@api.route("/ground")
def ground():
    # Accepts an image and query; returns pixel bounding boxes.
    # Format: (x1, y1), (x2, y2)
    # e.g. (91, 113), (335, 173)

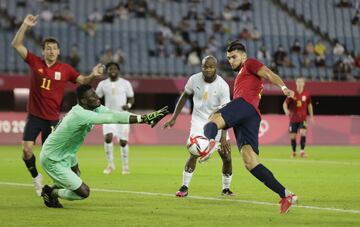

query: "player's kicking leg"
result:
(200, 113), (227, 163)
(176, 155), (197, 197)
(103, 133), (116, 174)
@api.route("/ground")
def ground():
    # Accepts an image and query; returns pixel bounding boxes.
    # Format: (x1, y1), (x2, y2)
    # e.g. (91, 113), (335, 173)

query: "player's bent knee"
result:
(208, 113), (225, 129)
(241, 148), (259, 170)
(104, 134), (113, 143)
(22, 146), (34, 159)
(120, 140), (127, 147)
(75, 184), (90, 199)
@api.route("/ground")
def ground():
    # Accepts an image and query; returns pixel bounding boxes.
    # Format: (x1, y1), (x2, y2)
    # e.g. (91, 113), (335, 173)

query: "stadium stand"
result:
(0, 0), (358, 80)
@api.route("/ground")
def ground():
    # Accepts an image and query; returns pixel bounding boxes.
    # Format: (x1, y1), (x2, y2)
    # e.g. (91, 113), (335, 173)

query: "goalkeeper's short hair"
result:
(76, 84), (93, 103)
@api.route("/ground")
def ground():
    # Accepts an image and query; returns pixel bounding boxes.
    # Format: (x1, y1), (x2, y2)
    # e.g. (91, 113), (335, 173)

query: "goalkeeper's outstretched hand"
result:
(141, 106), (169, 128)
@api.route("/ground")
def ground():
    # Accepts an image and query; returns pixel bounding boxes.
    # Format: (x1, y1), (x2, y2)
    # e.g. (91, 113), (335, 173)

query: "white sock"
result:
(183, 170), (193, 187)
(222, 174), (232, 190)
(285, 189), (294, 196)
(121, 145), (129, 171)
(104, 142), (114, 165)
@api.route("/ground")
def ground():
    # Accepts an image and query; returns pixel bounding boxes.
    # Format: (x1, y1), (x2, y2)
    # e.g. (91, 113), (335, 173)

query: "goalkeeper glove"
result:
(141, 106), (169, 128)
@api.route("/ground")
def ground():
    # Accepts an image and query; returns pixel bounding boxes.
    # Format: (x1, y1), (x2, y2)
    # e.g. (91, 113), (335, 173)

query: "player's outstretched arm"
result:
(11, 14), (38, 59)
(76, 64), (105, 85)
(257, 65), (294, 98)
(138, 106), (169, 128)
(163, 92), (190, 128)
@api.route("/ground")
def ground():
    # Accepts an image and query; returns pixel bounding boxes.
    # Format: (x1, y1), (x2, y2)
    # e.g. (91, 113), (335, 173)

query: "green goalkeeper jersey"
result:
(41, 104), (131, 161)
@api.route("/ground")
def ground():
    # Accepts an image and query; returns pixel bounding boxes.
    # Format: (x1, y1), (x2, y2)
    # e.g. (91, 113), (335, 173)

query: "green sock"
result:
(53, 189), (84, 201)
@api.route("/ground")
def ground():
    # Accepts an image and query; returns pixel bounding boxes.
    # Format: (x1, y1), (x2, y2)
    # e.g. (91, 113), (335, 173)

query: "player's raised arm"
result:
(163, 91), (191, 128)
(76, 63), (105, 85)
(257, 65), (294, 98)
(11, 14), (38, 59)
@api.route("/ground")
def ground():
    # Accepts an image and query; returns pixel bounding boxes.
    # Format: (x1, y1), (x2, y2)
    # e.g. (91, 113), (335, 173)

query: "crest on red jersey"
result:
(54, 72), (61, 80)
(37, 68), (43, 74)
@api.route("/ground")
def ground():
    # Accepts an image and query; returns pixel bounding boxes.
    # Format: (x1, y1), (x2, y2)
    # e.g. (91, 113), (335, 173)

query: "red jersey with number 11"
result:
(233, 58), (264, 116)
(25, 52), (80, 120)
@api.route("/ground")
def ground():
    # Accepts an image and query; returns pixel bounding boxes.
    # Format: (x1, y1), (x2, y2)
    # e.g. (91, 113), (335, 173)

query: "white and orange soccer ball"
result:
(186, 135), (209, 156)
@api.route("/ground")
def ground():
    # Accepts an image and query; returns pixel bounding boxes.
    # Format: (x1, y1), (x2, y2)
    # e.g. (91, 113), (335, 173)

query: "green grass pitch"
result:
(0, 145), (359, 226)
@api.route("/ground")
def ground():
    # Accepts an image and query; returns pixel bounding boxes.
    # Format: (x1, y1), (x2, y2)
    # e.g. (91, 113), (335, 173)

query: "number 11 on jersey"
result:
(40, 78), (51, 90)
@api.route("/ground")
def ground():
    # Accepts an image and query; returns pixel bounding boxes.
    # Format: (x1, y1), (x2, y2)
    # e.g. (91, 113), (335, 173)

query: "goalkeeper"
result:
(40, 84), (169, 208)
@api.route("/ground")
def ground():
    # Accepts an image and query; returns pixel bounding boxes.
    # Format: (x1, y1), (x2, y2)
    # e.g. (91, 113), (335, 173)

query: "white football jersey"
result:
(96, 77), (134, 111)
(184, 72), (230, 129)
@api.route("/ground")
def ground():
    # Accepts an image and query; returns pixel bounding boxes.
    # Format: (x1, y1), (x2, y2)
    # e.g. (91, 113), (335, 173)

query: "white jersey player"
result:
(164, 56), (234, 197)
(96, 62), (134, 175)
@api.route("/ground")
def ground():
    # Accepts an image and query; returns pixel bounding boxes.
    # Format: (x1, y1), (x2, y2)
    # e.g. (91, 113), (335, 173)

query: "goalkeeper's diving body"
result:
(40, 84), (169, 208)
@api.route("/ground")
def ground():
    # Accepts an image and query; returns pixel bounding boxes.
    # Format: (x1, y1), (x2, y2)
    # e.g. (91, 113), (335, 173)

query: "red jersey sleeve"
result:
(65, 64), (80, 83)
(306, 93), (312, 105)
(245, 58), (264, 75)
(24, 51), (41, 67)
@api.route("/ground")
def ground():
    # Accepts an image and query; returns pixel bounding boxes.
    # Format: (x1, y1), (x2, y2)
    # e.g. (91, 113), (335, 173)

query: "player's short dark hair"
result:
(227, 40), (246, 53)
(41, 37), (60, 49)
(106, 62), (120, 71)
(76, 84), (93, 102)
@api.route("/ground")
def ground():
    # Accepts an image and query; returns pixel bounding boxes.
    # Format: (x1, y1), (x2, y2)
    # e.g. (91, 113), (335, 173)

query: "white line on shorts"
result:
(1, 181), (359, 214)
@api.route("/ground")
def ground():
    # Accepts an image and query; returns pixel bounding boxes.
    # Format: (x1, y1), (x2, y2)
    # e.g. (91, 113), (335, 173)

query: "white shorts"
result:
(189, 126), (230, 150)
(102, 124), (130, 141)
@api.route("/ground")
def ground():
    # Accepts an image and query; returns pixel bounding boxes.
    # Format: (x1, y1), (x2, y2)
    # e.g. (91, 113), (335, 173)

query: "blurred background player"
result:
(201, 40), (298, 214)
(283, 77), (314, 158)
(11, 14), (104, 196)
(96, 62), (134, 174)
(40, 84), (169, 208)
(164, 56), (233, 197)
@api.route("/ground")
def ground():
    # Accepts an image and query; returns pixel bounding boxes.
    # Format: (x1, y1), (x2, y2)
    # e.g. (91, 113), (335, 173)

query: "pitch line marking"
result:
(262, 158), (360, 166)
(1, 181), (359, 214)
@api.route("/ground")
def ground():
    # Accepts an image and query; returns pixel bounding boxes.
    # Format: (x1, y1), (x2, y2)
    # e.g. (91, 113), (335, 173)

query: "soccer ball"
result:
(186, 135), (209, 156)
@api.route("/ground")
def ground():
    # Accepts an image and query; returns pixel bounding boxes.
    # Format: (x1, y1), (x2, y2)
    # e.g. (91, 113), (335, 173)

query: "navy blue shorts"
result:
(23, 114), (58, 144)
(289, 121), (307, 133)
(219, 98), (260, 154)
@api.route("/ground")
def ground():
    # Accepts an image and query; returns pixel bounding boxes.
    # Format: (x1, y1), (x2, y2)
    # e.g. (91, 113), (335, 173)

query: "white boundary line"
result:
(1, 181), (359, 214)
(262, 158), (360, 166)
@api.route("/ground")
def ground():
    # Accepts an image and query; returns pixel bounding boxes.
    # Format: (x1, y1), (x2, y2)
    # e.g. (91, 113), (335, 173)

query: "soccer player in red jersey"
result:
(283, 78), (314, 158)
(201, 40), (298, 214)
(11, 14), (104, 196)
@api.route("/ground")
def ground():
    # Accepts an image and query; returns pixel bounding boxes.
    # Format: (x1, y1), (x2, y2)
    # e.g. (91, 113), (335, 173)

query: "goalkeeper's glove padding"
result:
(141, 106), (169, 128)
